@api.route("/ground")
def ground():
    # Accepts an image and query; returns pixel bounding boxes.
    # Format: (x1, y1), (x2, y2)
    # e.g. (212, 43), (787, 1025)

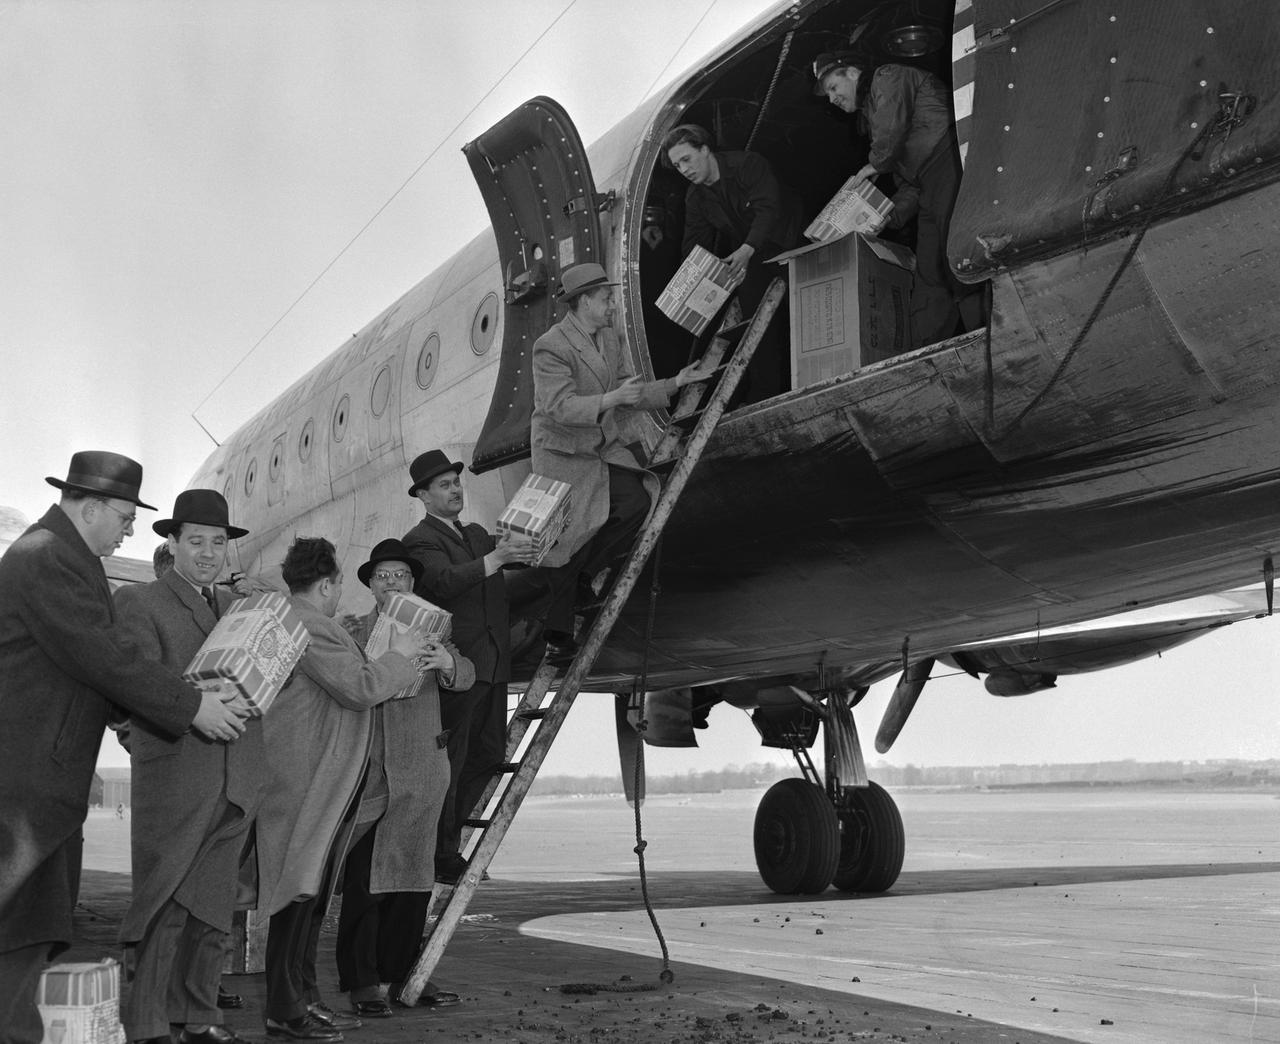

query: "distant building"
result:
(97, 766), (131, 809)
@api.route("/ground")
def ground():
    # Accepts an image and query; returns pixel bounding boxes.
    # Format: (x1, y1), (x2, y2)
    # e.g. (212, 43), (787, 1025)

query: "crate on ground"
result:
(497, 473), (572, 565)
(182, 591), (309, 716)
(37, 959), (126, 1044)
(655, 245), (746, 335)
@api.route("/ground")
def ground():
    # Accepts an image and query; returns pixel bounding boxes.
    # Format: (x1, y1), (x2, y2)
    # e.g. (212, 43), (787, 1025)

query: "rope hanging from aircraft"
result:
(561, 541), (673, 995)
(744, 30), (795, 153)
(189, 0), (583, 443)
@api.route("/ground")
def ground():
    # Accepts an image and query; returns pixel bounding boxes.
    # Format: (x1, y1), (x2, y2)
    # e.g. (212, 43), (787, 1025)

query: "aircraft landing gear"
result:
(750, 686), (904, 895)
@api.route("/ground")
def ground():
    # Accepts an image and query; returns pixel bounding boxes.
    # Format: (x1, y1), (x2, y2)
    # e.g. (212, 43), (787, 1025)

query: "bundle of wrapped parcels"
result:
(182, 592), (309, 717)
(366, 591), (452, 700)
(805, 177), (895, 241)
(496, 473), (572, 565)
(37, 959), (126, 1044)
(655, 245), (746, 335)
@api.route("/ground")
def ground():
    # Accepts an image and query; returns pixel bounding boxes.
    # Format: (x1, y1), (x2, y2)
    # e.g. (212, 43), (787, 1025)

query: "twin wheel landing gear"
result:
(752, 692), (904, 895)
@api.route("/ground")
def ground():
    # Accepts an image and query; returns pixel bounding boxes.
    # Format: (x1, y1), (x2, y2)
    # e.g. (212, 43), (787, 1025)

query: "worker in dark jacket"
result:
(663, 123), (802, 399)
(814, 52), (982, 346)
(0, 451), (248, 1044)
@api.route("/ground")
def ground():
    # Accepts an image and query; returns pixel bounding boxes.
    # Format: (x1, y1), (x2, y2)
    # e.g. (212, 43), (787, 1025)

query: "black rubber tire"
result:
(832, 780), (905, 893)
(752, 778), (841, 894)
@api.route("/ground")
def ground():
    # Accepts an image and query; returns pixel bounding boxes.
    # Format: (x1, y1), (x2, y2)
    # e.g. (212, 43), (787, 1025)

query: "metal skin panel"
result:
(467, 96), (605, 472)
(950, 0), (1280, 278)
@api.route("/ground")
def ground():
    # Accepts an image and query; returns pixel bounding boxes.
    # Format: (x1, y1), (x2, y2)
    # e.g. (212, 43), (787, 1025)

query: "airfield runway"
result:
(71, 785), (1278, 1043)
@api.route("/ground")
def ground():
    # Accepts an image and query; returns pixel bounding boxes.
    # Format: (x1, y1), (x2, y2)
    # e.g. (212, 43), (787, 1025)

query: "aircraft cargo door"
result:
(466, 96), (604, 473)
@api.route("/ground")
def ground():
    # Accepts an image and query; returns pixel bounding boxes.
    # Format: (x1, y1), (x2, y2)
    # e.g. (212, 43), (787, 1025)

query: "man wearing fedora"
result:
(527, 262), (710, 658)
(402, 449), (536, 885)
(113, 489), (263, 1044)
(334, 539), (473, 1016)
(0, 453), (249, 1044)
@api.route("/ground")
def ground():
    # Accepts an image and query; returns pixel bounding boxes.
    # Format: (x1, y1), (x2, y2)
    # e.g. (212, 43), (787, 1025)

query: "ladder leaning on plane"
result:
(396, 277), (788, 1005)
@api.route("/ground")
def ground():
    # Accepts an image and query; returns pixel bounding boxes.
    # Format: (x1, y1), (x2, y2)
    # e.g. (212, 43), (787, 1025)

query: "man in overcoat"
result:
(401, 450), (535, 884)
(254, 537), (434, 1040)
(526, 263), (709, 657)
(113, 489), (262, 1044)
(0, 452), (248, 1044)
(335, 538), (473, 1015)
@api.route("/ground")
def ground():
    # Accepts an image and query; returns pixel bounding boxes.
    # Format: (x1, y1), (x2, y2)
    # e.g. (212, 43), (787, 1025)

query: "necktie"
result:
(453, 521), (471, 555)
(201, 586), (220, 620)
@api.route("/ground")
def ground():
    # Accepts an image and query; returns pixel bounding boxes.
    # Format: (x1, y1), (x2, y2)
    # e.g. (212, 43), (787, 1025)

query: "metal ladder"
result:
(398, 277), (787, 1005)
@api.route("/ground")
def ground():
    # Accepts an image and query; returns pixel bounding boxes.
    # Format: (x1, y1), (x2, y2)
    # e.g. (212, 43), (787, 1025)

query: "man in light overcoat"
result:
(0, 452), (247, 1044)
(527, 263), (709, 655)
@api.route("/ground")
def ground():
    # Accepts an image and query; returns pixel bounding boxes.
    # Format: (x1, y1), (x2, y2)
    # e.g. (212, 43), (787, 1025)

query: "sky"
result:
(2, 1), (1276, 780)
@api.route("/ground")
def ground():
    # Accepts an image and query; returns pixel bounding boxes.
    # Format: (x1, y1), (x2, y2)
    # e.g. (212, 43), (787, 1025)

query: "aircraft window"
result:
(370, 365), (391, 417)
(269, 441), (284, 482)
(299, 418), (314, 462)
(244, 458), (257, 497)
(416, 333), (440, 389)
(470, 293), (499, 355)
(332, 394), (350, 443)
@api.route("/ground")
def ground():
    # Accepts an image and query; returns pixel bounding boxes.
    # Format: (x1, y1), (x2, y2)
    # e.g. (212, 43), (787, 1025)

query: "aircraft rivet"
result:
(1007, 82), (1015, 89)
(996, 165), (1004, 173)
(1004, 124), (1011, 132)
(992, 199), (1000, 205)
(1206, 26), (1214, 33)
(1010, 46), (1017, 53)
(1085, 165), (1093, 171)
(1109, 55), (1117, 63)
(1109, 14), (1117, 21)
(1104, 95), (1111, 102)
(1097, 131), (1105, 138)
(1191, 121), (1199, 128)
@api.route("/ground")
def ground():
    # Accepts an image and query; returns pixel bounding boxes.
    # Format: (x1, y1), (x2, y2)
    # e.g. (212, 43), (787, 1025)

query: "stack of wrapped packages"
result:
(496, 473), (572, 565)
(182, 591), (310, 716)
(365, 591), (452, 700)
(655, 245), (746, 335)
(37, 959), (127, 1044)
(804, 177), (895, 241)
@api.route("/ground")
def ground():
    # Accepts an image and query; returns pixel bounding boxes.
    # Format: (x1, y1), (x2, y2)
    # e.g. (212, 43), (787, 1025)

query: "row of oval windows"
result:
(225, 293), (500, 502)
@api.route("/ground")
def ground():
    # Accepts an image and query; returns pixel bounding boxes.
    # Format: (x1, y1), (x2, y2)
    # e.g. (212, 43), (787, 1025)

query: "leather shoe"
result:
(264, 1012), (343, 1040)
(350, 998), (392, 1018)
(217, 986), (243, 1010)
(307, 1003), (361, 1031)
(435, 852), (467, 885)
(177, 1028), (255, 1044)
(390, 981), (461, 1008)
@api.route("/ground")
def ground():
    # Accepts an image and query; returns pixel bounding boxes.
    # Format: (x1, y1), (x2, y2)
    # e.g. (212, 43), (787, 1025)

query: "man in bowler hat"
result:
(114, 489), (262, 1044)
(0, 452), (249, 1044)
(402, 449), (536, 884)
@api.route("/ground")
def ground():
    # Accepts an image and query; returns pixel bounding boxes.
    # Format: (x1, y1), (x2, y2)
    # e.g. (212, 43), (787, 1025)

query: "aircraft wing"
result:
(103, 554), (156, 586)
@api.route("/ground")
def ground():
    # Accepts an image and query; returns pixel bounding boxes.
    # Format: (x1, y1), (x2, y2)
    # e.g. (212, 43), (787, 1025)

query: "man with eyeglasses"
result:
(0, 452), (249, 1044)
(333, 538), (473, 1016)
(401, 450), (537, 886)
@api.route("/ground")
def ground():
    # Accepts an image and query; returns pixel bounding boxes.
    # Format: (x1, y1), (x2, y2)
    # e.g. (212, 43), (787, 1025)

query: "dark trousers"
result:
(335, 823), (431, 993)
(122, 899), (225, 1038)
(0, 943), (48, 1044)
(264, 895), (325, 1022)
(544, 466), (650, 634)
(436, 679), (507, 859)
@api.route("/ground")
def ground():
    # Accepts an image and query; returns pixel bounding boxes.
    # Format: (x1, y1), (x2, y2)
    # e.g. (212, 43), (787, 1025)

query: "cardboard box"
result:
(183, 592), (309, 717)
(655, 245), (745, 335)
(772, 233), (914, 387)
(37, 960), (126, 1044)
(805, 177), (894, 241)
(365, 591), (452, 700)
(496, 473), (572, 565)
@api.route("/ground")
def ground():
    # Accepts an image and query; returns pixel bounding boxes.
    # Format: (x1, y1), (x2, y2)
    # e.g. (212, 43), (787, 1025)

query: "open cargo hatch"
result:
(467, 96), (606, 473)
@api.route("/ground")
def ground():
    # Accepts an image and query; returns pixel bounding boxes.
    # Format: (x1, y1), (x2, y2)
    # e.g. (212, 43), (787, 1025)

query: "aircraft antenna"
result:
(191, 0), (583, 437)
(639, 0), (722, 102)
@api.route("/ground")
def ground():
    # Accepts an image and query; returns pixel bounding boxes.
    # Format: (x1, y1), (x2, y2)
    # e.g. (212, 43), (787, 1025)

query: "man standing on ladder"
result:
(523, 262), (711, 663)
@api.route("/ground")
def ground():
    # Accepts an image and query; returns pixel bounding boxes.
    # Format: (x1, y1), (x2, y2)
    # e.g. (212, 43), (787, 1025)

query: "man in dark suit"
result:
(114, 489), (265, 1044)
(401, 450), (536, 884)
(0, 452), (248, 1044)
